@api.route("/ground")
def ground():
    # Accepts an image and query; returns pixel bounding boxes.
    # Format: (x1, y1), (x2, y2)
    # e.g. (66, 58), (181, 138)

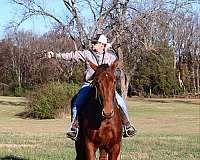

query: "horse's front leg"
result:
(85, 140), (97, 160)
(108, 144), (121, 160)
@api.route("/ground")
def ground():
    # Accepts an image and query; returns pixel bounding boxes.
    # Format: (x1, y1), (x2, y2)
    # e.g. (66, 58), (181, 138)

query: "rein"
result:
(90, 79), (115, 119)
(90, 81), (102, 106)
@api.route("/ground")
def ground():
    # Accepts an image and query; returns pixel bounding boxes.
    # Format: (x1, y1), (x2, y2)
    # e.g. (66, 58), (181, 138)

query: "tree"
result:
(132, 45), (175, 96)
(0, 30), (81, 95)
(10, 0), (132, 98)
(8, 0), (200, 98)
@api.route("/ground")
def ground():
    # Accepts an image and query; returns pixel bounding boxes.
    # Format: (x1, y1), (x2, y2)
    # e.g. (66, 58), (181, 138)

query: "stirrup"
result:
(66, 127), (79, 141)
(123, 125), (136, 137)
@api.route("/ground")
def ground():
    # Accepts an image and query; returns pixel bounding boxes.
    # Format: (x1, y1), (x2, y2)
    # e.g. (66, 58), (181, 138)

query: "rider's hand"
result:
(46, 51), (55, 58)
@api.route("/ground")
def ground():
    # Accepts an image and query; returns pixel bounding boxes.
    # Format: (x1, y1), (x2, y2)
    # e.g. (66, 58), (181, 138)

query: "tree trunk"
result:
(192, 65), (196, 94)
(149, 86), (152, 97)
(124, 74), (131, 99)
(117, 47), (126, 99)
(17, 68), (22, 88)
(196, 63), (199, 94)
(121, 72), (127, 99)
(17, 47), (22, 89)
(173, 48), (176, 96)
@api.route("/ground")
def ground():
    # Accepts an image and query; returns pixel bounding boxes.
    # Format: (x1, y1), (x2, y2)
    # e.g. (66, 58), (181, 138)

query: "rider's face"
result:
(93, 42), (106, 54)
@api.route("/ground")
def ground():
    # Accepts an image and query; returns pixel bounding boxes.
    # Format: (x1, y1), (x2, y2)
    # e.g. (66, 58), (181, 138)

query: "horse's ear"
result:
(88, 61), (97, 71)
(111, 59), (118, 72)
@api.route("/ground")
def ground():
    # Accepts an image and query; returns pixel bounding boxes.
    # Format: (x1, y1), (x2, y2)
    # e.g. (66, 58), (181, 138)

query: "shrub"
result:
(27, 82), (79, 119)
(13, 86), (25, 97)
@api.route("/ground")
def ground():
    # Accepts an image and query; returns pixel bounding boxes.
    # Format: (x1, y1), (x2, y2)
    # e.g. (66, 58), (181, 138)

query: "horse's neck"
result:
(86, 87), (102, 110)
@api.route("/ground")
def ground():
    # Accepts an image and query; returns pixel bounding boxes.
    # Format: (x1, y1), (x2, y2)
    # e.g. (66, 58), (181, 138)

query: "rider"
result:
(47, 34), (136, 140)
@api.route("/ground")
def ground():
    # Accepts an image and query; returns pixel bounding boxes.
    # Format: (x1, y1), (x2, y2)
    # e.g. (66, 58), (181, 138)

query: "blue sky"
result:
(0, 0), (199, 39)
(0, 0), (66, 38)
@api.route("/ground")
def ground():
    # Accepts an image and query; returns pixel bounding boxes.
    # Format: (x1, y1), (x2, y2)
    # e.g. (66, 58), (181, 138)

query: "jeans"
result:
(71, 82), (129, 123)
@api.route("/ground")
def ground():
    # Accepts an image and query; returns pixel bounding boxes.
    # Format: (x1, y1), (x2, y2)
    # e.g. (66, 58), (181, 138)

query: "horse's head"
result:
(90, 60), (118, 119)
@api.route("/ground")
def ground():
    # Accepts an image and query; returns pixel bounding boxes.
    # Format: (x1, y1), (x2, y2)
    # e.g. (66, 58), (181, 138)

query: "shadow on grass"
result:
(146, 99), (199, 105)
(0, 100), (27, 106)
(0, 155), (28, 160)
(15, 111), (32, 119)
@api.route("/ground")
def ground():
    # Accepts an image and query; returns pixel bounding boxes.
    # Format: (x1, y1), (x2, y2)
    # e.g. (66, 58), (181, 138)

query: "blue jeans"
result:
(71, 82), (129, 123)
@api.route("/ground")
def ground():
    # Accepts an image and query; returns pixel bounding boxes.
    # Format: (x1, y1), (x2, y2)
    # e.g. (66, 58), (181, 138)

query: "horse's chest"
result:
(92, 121), (115, 144)
(99, 121), (113, 135)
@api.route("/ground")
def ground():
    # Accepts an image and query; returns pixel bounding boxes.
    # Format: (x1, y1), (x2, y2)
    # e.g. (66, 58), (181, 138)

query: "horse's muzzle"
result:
(102, 109), (114, 119)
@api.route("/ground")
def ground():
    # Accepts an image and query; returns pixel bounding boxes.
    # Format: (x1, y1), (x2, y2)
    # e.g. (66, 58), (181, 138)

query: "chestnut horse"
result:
(75, 61), (123, 160)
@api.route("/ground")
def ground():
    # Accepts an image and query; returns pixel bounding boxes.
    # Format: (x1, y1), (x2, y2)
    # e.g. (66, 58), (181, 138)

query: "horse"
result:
(75, 61), (123, 160)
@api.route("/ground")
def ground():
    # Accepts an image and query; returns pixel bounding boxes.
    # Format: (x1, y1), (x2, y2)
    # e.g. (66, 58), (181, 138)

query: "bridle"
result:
(90, 71), (115, 119)
(90, 80), (103, 106)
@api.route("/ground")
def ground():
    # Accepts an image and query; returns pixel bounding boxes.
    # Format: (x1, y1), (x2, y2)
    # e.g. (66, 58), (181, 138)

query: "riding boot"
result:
(66, 118), (79, 141)
(119, 107), (136, 137)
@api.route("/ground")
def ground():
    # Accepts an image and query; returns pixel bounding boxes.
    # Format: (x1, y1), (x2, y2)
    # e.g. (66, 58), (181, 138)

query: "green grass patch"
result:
(0, 96), (199, 160)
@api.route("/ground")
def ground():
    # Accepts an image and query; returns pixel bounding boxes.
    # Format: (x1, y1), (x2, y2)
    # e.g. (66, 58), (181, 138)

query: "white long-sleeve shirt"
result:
(57, 49), (117, 82)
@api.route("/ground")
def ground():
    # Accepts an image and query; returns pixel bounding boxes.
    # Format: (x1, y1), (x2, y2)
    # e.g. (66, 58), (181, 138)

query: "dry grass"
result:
(0, 96), (199, 160)
(0, 144), (39, 148)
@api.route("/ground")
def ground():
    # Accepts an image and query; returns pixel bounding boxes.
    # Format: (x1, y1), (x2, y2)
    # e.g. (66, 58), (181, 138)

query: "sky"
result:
(0, 0), (66, 38)
(0, 0), (200, 39)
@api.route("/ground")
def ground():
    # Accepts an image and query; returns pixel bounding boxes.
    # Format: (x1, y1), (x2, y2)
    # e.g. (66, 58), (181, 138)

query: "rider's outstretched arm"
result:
(46, 50), (88, 62)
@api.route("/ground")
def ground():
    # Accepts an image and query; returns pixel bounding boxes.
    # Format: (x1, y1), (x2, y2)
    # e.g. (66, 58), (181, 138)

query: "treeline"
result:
(0, 31), (84, 96)
(0, 0), (200, 98)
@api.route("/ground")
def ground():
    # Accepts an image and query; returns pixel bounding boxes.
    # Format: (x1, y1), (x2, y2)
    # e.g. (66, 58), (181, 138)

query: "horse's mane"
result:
(96, 64), (109, 70)
(94, 64), (109, 74)
(89, 64), (110, 81)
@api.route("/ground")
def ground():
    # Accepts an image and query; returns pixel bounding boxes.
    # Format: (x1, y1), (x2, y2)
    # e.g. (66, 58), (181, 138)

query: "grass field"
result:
(0, 96), (199, 160)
